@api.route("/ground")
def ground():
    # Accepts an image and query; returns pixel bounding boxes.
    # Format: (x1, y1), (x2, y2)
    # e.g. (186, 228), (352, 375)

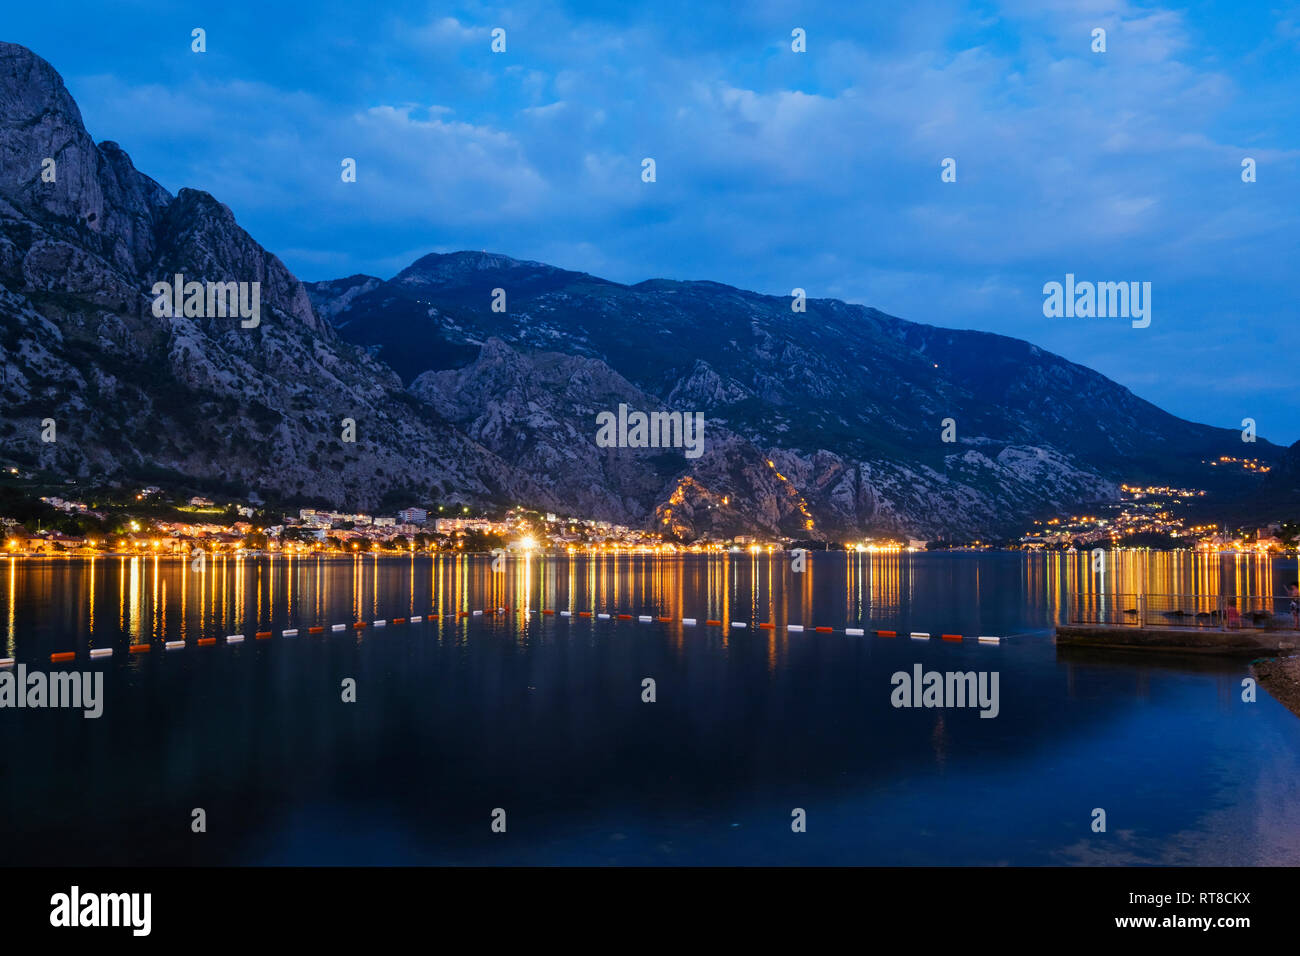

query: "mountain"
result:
(1235, 439), (1300, 528)
(308, 250), (1278, 537)
(0, 41), (547, 511)
(0, 41), (1277, 538)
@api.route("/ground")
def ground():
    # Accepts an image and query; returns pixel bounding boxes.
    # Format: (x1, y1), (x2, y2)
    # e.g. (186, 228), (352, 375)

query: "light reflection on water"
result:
(0, 551), (1296, 866)
(1, 550), (1289, 658)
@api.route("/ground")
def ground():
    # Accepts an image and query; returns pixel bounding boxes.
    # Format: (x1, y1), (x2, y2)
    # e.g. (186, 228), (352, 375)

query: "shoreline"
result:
(1252, 657), (1300, 719)
(1055, 623), (1299, 657)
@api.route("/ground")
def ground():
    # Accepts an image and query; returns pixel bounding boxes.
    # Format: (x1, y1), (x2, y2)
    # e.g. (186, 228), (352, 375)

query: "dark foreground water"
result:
(1, 551), (1297, 865)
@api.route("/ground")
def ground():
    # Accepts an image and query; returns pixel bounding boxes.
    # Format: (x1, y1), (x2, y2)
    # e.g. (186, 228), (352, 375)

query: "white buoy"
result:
(410, 616), (423, 623)
(731, 622), (747, 628)
(682, 617), (697, 626)
(788, 625), (805, 632)
(978, 635), (1001, 644)
(472, 610), (483, 616)
(638, 615), (652, 622)
(845, 628), (865, 636)
(282, 628), (299, 637)
(598, 613), (611, 619)
(331, 624), (346, 632)
(560, 610), (572, 617)
(165, 640), (185, 650)
(89, 648), (113, 659)
(227, 634), (245, 643)
(374, 620), (386, 627)
(910, 632), (930, 640)
(0, 658), (13, 668)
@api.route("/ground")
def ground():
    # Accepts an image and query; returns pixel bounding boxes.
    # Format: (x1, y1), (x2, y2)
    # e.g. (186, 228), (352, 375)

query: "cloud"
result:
(350, 104), (550, 220)
(411, 16), (483, 46)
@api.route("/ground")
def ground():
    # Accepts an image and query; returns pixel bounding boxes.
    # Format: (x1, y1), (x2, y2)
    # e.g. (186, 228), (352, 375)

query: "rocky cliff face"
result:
(0, 41), (547, 512)
(409, 337), (820, 538)
(401, 334), (1121, 539)
(0, 44), (314, 328)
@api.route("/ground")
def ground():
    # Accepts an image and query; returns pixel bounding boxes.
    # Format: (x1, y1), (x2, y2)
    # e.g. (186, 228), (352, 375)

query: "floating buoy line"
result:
(2, 611), (1003, 668)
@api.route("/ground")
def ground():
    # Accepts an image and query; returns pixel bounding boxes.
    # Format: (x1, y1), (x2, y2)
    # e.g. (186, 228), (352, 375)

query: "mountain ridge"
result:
(307, 248), (1274, 536)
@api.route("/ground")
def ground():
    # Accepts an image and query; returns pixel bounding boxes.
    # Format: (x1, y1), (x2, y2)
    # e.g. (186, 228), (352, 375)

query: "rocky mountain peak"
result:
(0, 41), (109, 232)
(393, 249), (612, 297)
(400, 250), (540, 278)
(151, 188), (324, 334)
(0, 43), (323, 333)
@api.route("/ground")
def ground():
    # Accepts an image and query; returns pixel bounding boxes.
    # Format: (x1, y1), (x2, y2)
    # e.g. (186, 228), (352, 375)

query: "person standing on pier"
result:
(1225, 600), (1241, 629)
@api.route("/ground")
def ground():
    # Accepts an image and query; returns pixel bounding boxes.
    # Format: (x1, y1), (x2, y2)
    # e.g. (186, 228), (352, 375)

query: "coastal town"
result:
(1018, 482), (1295, 554)
(0, 471), (1294, 556)
(5, 497), (912, 556)
(5, 488), (673, 555)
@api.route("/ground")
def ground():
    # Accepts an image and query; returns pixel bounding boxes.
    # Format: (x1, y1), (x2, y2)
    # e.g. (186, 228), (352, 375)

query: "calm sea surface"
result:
(2, 551), (1297, 865)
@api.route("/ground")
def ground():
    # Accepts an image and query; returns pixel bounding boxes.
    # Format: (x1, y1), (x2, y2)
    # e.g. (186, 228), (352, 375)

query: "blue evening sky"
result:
(5, 2), (1298, 441)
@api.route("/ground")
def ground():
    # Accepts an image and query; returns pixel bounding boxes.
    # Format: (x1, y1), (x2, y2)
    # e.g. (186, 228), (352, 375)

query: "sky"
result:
(6, 1), (1299, 442)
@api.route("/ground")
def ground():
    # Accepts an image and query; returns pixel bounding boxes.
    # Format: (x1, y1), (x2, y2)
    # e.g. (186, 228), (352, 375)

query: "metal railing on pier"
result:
(1066, 592), (1142, 627)
(1067, 593), (1285, 630)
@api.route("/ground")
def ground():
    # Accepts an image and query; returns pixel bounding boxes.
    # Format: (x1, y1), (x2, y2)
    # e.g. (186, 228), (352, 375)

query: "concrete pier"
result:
(1055, 624), (1298, 656)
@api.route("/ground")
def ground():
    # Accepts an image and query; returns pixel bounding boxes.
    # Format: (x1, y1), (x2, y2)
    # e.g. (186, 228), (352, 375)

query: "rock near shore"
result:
(1252, 657), (1300, 719)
